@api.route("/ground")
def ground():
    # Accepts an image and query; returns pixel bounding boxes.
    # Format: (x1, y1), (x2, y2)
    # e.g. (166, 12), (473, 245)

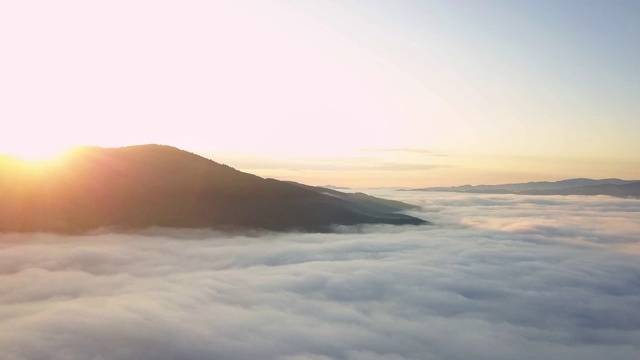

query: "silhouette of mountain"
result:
(289, 182), (420, 223)
(404, 178), (640, 198)
(0, 145), (427, 233)
(522, 181), (640, 197)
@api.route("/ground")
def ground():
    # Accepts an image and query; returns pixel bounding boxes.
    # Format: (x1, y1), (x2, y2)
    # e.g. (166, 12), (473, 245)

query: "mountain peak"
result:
(0, 145), (427, 233)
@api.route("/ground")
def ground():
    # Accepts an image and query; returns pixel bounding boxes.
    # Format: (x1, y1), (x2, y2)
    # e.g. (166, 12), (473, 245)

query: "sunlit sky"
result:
(2, 0), (639, 187)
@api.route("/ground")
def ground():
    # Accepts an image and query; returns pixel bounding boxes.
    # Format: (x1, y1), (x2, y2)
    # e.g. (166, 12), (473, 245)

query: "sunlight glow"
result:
(0, 142), (72, 162)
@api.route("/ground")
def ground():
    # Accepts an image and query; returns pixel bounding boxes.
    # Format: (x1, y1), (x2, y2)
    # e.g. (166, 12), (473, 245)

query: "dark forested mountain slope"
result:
(0, 145), (427, 233)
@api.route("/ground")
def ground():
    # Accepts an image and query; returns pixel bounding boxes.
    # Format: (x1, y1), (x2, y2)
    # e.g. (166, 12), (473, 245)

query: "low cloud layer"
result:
(1, 192), (639, 360)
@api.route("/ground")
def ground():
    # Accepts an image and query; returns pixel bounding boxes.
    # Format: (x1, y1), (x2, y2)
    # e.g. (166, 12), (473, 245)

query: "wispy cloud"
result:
(366, 148), (449, 157)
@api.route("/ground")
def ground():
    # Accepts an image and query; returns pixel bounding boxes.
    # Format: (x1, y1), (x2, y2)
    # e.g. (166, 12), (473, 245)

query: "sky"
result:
(1, 0), (639, 186)
(2, 190), (639, 359)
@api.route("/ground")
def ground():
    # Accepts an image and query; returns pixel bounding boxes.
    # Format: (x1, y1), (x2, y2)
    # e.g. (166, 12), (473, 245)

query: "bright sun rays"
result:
(0, 139), (77, 162)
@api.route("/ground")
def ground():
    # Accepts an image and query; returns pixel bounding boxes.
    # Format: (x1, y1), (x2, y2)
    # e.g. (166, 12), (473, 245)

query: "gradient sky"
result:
(2, 0), (639, 186)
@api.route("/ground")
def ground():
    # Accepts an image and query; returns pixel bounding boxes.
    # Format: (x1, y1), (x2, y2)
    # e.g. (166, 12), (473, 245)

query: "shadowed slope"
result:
(0, 145), (426, 233)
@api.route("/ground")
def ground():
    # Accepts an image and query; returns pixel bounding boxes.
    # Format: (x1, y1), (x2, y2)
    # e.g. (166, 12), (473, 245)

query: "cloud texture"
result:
(1, 191), (639, 360)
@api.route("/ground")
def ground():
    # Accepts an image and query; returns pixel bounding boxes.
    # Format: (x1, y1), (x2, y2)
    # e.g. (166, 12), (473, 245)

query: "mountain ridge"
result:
(403, 178), (640, 198)
(0, 144), (427, 233)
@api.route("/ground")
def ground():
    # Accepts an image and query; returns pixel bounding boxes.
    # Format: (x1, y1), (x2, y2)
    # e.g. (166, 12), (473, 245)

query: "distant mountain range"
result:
(0, 145), (426, 233)
(403, 178), (640, 198)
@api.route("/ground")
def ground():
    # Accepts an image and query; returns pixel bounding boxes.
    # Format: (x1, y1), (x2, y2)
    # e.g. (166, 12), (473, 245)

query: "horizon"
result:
(2, 1), (640, 187)
(1, 143), (638, 189)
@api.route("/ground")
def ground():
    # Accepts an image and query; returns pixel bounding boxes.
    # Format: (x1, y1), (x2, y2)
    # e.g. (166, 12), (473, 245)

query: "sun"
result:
(0, 142), (73, 162)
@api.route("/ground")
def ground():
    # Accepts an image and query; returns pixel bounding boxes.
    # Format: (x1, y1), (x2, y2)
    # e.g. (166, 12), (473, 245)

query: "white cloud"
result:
(1, 192), (639, 359)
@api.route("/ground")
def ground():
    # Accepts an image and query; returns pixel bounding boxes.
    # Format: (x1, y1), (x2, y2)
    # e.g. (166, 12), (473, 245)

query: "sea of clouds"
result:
(1, 191), (639, 360)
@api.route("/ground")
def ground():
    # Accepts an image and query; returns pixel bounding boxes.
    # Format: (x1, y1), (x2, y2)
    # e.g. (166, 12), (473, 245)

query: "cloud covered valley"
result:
(1, 191), (639, 360)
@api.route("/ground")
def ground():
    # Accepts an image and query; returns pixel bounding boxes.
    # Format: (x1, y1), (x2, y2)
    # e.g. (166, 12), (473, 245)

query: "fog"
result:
(1, 191), (639, 360)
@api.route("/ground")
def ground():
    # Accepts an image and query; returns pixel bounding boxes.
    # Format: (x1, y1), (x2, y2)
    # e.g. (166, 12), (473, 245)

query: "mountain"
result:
(522, 181), (640, 197)
(290, 182), (420, 223)
(404, 178), (640, 198)
(0, 145), (427, 233)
